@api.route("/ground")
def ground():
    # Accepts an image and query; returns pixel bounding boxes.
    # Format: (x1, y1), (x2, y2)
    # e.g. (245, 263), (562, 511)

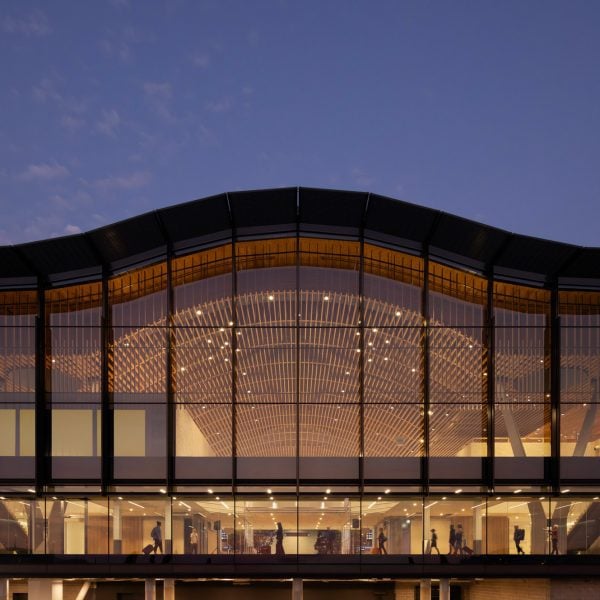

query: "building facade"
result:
(0, 188), (599, 599)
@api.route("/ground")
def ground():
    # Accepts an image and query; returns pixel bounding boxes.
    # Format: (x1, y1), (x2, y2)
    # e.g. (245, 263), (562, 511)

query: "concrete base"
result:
(28, 579), (63, 600)
(292, 578), (303, 600)
(164, 578), (175, 600)
(145, 578), (156, 600)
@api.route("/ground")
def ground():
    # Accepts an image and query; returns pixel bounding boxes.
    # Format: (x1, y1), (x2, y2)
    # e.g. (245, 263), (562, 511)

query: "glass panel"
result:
(236, 238), (296, 327)
(363, 243), (422, 327)
(235, 496), (297, 555)
(364, 404), (423, 457)
(0, 498), (32, 553)
(172, 244), (233, 327)
(363, 496), (422, 554)
(487, 497), (549, 554)
(236, 404), (296, 457)
(425, 497), (485, 555)
(110, 263), (167, 404)
(551, 497), (600, 555)
(113, 404), (167, 480)
(46, 498), (109, 554)
(300, 404), (359, 457)
(176, 403), (231, 458)
(174, 327), (231, 404)
(0, 292), (37, 480)
(494, 283), (550, 418)
(561, 404), (600, 458)
(0, 291), (37, 402)
(113, 497), (168, 554)
(171, 494), (234, 554)
(236, 328), (295, 404)
(495, 404), (550, 457)
(300, 328), (359, 404)
(299, 496), (360, 555)
(429, 327), (485, 405)
(299, 238), (360, 326)
(364, 327), (421, 404)
(46, 283), (102, 404)
(430, 405), (486, 458)
(51, 405), (101, 479)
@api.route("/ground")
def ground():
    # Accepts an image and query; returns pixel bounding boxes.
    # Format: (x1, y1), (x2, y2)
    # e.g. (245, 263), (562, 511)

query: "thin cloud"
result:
(64, 224), (82, 235)
(205, 97), (233, 113)
(93, 171), (151, 190)
(96, 109), (120, 137)
(100, 26), (153, 63)
(19, 162), (69, 181)
(143, 82), (172, 99)
(143, 82), (174, 121)
(61, 115), (85, 132)
(2, 10), (51, 36)
(192, 53), (210, 69)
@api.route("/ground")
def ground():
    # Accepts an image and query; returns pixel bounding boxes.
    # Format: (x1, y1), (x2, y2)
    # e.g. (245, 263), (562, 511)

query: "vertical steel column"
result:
(358, 195), (369, 495)
(227, 194), (238, 508)
(295, 188), (300, 500)
(100, 271), (113, 493)
(421, 253), (430, 494)
(165, 241), (175, 493)
(550, 284), (560, 493)
(35, 282), (48, 493)
(295, 187), (301, 552)
(485, 275), (495, 492)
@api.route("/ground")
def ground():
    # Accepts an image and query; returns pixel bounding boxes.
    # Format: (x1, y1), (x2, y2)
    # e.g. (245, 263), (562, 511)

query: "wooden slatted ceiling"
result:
(0, 291), (598, 458)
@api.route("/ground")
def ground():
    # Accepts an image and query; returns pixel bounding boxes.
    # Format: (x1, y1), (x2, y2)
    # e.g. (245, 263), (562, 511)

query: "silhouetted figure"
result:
(513, 525), (525, 554)
(449, 524), (456, 554)
(455, 524), (464, 555)
(551, 524), (559, 555)
(151, 521), (163, 554)
(430, 528), (440, 554)
(275, 522), (285, 555)
(378, 527), (388, 555)
(190, 527), (199, 554)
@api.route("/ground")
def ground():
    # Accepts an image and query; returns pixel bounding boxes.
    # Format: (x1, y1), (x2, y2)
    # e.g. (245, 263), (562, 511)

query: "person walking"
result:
(551, 524), (559, 555)
(150, 521), (163, 554)
(449, 524), (456, 554)
(190, 527), (199, 554)
(275, 522), (285, 555)
(513, 525), (525, 554)
(377, 527), (388, 555)
(430, 528), (440, 554)
(454, 524), (464, 555)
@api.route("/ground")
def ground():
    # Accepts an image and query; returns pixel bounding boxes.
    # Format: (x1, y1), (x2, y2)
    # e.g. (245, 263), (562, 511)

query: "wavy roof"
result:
(1, 187), (598, 288)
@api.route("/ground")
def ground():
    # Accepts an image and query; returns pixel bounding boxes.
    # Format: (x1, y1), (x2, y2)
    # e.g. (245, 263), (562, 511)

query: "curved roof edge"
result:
(1, 187), (598, 289)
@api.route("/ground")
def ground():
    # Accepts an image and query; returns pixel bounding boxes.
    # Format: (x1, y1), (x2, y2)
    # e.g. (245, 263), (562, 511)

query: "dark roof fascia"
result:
(1, 187), (599, 287)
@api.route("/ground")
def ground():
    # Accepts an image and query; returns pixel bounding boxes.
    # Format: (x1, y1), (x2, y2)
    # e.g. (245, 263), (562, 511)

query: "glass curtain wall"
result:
(109, 263), (168, 481)
(46, 283), (102, 480)
(0, 291), (36, 480)
(559, 291), (600, 482)
(362, 244), (423, 481)
(172, 244), (233, 481)
(493, 282), (551, 480)
(428, 263), (488, 480)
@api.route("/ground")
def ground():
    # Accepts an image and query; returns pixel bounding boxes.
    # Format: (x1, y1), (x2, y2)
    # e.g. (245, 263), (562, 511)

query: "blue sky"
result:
(1, 0), (599, 246)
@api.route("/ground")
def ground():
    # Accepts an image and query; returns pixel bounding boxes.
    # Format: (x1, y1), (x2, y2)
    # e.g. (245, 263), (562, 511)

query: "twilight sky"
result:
(1, 0), (599, 247)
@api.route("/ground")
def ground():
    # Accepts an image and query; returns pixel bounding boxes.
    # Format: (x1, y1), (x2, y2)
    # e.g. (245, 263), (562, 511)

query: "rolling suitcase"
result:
(142, 544), (154, 555)
(462, 545), (474, 556)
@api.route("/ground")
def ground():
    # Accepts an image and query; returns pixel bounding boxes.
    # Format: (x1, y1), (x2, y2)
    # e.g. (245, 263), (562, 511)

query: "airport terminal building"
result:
(0, 188), (599, 599)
